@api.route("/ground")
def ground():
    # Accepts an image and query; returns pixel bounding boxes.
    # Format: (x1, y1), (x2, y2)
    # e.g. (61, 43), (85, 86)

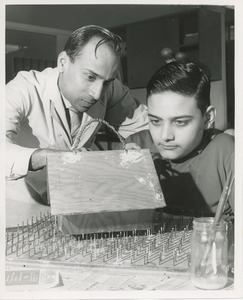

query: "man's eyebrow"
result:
(148, 113), (161, 119)
(84, 69), (116, 82)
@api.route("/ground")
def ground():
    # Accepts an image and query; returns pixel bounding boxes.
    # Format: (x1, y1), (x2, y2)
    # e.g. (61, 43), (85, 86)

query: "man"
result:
(6, 25), (148, 204)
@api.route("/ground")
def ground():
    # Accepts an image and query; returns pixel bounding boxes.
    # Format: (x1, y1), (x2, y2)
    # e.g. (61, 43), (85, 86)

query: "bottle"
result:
(190, 217), (228, 289)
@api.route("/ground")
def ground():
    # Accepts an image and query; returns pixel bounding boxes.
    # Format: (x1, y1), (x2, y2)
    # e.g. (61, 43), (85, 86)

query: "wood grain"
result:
(47, 149), (165, 216)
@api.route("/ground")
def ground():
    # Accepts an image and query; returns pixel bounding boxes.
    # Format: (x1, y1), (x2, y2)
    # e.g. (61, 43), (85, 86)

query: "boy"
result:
(125, 60), (234, 217)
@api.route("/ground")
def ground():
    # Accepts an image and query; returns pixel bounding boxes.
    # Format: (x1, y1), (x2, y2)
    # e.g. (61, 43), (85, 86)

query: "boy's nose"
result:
(161, 124), (174, 141)
(89, 82), (103, 100)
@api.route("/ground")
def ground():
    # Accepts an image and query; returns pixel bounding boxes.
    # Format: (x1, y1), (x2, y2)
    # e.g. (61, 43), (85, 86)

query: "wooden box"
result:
(47, 149), (165, 234)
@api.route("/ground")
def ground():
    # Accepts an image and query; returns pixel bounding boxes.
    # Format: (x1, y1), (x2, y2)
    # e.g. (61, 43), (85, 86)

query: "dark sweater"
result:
(124, 129), (234, 217)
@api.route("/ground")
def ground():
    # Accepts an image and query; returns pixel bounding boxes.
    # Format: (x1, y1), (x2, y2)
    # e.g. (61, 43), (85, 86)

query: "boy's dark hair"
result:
(64, 25), (124, 62)
(146, 61), (211, 114)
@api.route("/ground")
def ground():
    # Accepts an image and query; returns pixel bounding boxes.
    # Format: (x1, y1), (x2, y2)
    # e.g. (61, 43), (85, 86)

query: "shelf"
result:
(110, 7), (223, 87)
(179, 43), (198, 49)
(179, 11), (199, 61)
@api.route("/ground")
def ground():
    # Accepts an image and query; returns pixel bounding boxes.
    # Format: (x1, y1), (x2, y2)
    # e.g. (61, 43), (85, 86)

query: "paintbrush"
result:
(196, 171), (234, 277)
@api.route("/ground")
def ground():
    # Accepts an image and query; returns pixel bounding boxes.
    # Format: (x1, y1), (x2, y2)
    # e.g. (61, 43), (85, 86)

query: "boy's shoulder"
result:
(209, 129), (234, 144)
(204, 129), (234, 154)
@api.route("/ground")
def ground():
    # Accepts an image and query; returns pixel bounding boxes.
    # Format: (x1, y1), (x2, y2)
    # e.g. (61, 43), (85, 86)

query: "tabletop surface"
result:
(5, 260), (234, 291)
(5, 199), (234, 292)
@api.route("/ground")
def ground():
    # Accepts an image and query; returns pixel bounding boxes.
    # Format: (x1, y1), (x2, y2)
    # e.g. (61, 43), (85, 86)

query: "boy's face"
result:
(148, 91), (208, 161)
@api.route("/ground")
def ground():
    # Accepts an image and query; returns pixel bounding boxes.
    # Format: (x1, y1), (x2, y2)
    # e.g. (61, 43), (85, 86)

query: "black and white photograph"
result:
(2, 0), (243, 299)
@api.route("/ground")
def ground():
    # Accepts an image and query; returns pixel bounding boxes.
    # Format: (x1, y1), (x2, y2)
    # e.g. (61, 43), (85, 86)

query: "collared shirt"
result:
(60, 92), (83, 137)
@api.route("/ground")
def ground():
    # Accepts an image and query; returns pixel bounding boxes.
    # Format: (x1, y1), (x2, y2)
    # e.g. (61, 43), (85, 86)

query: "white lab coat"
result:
(6, 67), (148, 204)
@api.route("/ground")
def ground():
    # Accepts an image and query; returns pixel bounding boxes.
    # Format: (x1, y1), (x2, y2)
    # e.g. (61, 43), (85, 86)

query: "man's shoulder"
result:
(8, 67), (57, 87)
(107, 78), (128, 96)
(125, 130), (153, 149)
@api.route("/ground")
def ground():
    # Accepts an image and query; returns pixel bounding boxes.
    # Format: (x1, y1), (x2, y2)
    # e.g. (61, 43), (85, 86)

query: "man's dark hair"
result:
(64, 25), (124, 62)
(146, 61), (211, 114)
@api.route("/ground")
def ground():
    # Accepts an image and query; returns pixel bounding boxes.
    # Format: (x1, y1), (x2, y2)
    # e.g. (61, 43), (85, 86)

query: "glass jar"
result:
(190, 217), (228, 289)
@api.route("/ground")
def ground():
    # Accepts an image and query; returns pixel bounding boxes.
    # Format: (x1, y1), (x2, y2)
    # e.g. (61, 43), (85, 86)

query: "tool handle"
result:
(214, 171), (233, 225)
(197, 172), (234, 273)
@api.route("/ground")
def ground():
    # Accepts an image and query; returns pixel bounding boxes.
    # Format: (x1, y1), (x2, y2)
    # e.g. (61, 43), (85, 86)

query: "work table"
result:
(5, 199), (235, 292)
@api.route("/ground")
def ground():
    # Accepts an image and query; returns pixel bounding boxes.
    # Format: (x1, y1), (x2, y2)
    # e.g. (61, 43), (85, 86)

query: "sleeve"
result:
(218, 133), (235, 215)
(225, 150), (235, 214)
(104, 79), (149, 139)
(6, 75), (38, 180)
(223, 130), (235, 213)
(116, 129), (153, 150)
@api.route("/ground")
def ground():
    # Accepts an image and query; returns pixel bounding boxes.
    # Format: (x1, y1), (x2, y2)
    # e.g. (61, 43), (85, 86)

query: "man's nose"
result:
(89, 82), (103, 100)
(161, 123), (174, 141)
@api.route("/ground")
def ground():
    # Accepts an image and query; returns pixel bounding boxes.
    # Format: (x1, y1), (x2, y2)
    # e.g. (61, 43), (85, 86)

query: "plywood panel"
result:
(47, 149), (165, 216)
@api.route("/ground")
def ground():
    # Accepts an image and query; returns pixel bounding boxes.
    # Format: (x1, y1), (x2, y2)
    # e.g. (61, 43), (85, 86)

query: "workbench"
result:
(5, 199), (235, 292)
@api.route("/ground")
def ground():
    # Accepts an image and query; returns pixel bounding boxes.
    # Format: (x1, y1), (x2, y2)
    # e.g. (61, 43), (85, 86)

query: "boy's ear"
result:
(204, 105), (216, 129)
(57, 51), (68, 73)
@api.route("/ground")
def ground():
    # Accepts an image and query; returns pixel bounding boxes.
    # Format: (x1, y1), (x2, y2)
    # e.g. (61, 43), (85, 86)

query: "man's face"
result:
(58, 37), (119, 112)
(148, 91), (207, 161)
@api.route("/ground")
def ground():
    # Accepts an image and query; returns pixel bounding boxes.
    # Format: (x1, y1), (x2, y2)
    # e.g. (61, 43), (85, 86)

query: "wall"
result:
(211, 81), (227, 130)
(6, 18), (229, 131)
(130, 88), (147, 105)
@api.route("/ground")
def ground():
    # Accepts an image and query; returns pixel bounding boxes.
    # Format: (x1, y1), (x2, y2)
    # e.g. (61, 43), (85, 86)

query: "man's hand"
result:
(28, 148), (88, 171)
(29, 149), (55, 171)
(124, 143), (141, 151)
